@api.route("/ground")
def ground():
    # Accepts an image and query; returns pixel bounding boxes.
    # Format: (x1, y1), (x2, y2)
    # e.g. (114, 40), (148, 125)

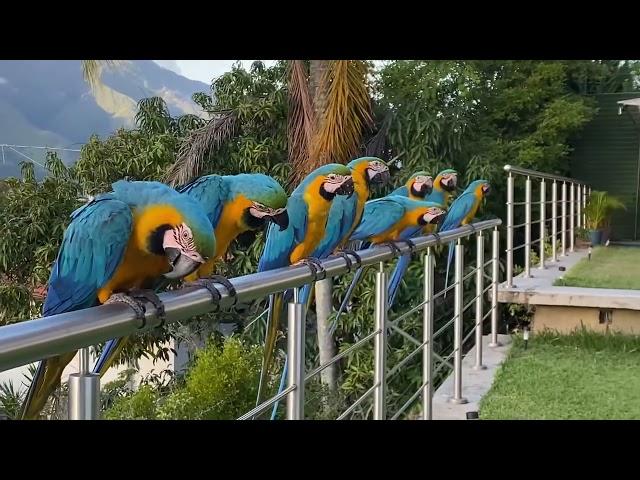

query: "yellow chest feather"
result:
(97, 204), (182, 303)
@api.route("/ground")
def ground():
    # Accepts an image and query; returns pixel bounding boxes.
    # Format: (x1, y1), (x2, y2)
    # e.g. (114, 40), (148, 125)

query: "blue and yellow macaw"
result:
(334, 196), (446, 325)
(255, 164), (355, 410)
(267, 157), (389, 418)
(441, 179), (491, 292)
(21, 180), (215, 419)
(390, 171), (433, 199)
(92, 173), (289, 377)
(387, 168), (459, 307)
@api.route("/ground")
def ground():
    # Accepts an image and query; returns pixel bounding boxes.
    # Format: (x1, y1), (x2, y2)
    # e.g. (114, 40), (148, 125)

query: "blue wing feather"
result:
(439, 191), (480, 292)
(313, 195), (358, 258)
(176, 175), (227, 228)
(351, 197), (407, 241)
(258, 195), (308, 272)
(43, 196), (132, 317)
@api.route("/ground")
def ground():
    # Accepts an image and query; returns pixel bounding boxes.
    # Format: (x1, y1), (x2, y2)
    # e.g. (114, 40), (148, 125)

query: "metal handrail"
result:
(0, 220), (501, 374)
(503, 164), (589, 185)
(504, 165), (590, 288)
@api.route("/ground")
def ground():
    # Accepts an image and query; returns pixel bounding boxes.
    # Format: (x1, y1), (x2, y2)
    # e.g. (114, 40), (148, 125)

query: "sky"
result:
(154, 60), (276, 84)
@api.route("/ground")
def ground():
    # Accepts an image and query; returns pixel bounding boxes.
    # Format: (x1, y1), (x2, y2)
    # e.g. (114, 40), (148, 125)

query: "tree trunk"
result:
(315, 278), (337, 391)
(310, 60), (338, 392)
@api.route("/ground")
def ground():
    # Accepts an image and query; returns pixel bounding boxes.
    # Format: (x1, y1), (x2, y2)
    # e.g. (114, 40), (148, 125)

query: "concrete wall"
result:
(534, 305), (640, 334)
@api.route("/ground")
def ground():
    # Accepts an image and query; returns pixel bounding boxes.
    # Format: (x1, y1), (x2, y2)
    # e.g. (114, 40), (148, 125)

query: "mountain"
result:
(0, 60), (210, 178)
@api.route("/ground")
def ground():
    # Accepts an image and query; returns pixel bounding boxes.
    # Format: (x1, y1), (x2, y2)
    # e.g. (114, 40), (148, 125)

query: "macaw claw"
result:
(294, 257), (326, 281)
(105, 290), (166, 329)
(400, 239), (417, 255)
(333, 249), (362, 272)
(381, 241), (402, 256)
(184, 275), (237, 307)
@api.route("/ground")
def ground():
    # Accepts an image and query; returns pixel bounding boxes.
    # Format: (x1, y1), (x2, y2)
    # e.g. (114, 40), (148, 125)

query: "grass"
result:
(480, 329), (640, 419)
(554, 246), (640, 290)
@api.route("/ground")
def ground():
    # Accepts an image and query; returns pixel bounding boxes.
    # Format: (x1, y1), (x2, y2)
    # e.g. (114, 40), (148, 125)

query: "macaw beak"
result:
(424, 210), (446, 225)
(414, 179), (434, 196)
(335, 176), (355, 198)
(482, 184), (491, 196)
(442, 175), (458, 191)
(368, 167), (391, 185)
(162, 230), (205, 279)
(268, 210), (290, 231)
(162, 248), (203, 279)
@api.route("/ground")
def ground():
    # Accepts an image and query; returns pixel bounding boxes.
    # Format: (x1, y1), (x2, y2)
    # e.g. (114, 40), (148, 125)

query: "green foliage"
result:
(104, 337), (266, 420)
(104, 385), (159, 420)
(583, 190), (626, 230)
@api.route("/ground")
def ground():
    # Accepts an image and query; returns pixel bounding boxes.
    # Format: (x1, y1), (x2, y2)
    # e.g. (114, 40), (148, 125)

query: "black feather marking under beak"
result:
(269, 210), (290, 231)
(337, 177), (355, 198)
(371, 169), (391, 185)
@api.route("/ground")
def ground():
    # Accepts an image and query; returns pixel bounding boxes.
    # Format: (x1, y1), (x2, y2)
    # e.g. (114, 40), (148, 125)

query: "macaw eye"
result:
(328, 174), (336, 180)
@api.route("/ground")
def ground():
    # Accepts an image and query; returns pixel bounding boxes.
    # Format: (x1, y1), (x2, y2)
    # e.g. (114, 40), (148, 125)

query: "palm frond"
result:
(165, 111), (237, 187)
(81, 60), (123, 91)
(310, 60), (373, 168)
(287, 60), (316, 188)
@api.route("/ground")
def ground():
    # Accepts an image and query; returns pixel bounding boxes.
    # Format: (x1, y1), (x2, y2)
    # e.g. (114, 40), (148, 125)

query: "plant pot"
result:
(589, 229), (603, 246)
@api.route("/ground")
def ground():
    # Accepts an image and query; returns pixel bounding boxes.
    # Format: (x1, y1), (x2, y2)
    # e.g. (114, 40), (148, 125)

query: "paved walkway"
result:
(432, 334), (512, 420)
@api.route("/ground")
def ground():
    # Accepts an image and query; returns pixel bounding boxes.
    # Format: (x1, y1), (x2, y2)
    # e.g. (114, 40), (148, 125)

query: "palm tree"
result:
(80, 60), (123, 91)
(164, 60), (375, 392)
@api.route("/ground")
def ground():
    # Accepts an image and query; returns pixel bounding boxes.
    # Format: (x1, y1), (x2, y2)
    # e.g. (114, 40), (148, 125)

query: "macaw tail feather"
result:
(92, 337), (127, 377)
(21, 352), (76, 420)
(387, 254), (411, 309)
(270, 356), (288, 420)
(444, 241), (455, 298)
(255, 293), (285, 411)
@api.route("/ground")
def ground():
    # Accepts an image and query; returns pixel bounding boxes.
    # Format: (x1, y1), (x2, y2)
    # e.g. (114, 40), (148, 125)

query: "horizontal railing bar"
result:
(504, 165), (589, 185)
(237, 385), (296, 420)
(0, 219), (502, 372)
(391, 381), (428, 420)
(337, 384), (378, 420)
(388, 338), (427, 378)
(305, 330), (379, 381)
(434, 348), (458, 376)
(434, 316), (456, 339)
(389, 300), (428, 326)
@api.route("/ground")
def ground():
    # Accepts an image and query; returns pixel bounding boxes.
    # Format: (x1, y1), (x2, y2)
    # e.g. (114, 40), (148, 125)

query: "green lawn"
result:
(554, 246), (640, 290)
(480, 330), (640, 419)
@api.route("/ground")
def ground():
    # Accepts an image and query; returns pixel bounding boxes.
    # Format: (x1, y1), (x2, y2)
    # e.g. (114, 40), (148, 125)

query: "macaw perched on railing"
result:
(254, 164), (355, 413)
(21, 180), (216, 420)
(266, 157), (389, 419)
(389, 171), (434, 199)
(331, 195), (447, 335)
(92, 173), (290, 377)
(387, 169), (458, 308)
(440, 179), (491, 294)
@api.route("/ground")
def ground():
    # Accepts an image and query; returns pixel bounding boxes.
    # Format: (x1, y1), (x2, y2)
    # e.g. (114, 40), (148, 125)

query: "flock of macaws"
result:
(20, 156), (490, 420)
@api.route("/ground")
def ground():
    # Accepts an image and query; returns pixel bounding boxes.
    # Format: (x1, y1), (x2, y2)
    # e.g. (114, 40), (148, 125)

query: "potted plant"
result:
(583, 191), (626, 245)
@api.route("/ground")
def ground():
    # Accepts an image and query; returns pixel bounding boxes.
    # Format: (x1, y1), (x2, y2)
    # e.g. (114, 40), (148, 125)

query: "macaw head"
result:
(467, 179), (491, 198)
(347, 157), (390, 186)
(110, 180), (215, 280)
(156, 198), (216, 280)
(294, 163), (355, 200)
(406, 171), (434, 198)
(230, 174), (290, 231)
(435, 169), (458, 192)
(418, 203), (447, 226)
